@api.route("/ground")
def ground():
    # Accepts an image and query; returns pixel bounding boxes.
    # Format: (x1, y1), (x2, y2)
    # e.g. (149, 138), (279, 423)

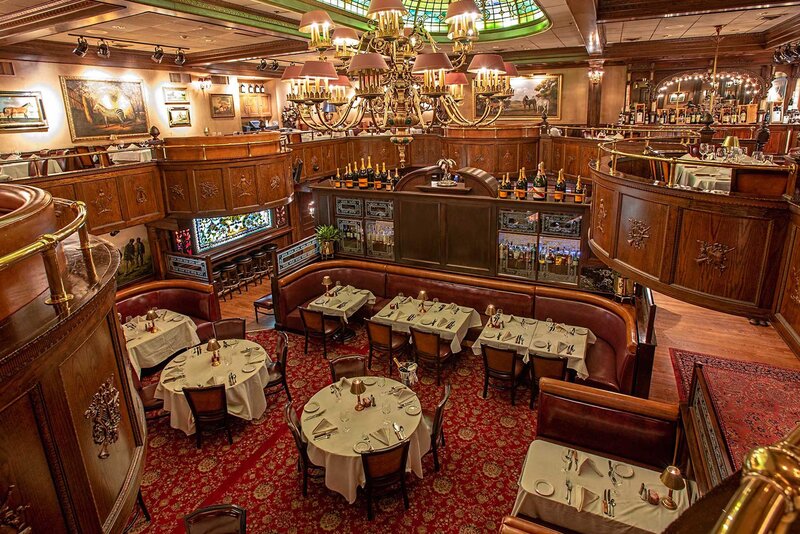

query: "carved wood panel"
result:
(119, 169), (162, 224)
(76, 177), (123, 234)
(495, 145), (518, 176)
(564, 143), (579, 176)
(193, 168), (226, 213)
(615, 193), (668, 277)
(465, 144), (497, 173)
(590, 184), (616, 255)
(521, 141), (537, 172)
(257, 160), (289, 204)
(778, 225), (800, 337)
(163, 169), (192, 214)
(578, 144), (595, 178)
(321, 143), (337, 175)
(396, 199), (441, 267)
(227, 165), (259, 211)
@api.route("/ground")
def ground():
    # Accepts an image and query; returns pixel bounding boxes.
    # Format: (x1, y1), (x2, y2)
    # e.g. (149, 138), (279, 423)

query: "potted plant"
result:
(315, 225), (340, 259)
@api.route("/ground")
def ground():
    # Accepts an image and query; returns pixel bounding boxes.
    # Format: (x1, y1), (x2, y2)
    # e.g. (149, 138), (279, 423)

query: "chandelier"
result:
(286, 0), (514, 167)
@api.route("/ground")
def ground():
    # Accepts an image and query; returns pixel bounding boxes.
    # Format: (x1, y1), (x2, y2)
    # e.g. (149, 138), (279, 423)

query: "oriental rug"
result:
(129, 328), (538, 533)
(670, 348), (800, 470)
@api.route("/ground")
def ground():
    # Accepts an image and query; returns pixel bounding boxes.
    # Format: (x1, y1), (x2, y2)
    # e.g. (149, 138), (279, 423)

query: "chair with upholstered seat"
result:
(360, 440), (411, 520)
(299, 307), (342, 359)
(529, 355), (568, 409)
(329, 355), (367, 382)
(183, 385), (232, 449)
(213, 318), (246, 340)
(482, 345), (526, 406)
(422, 383), (451, 471)
(130, 368), (165, 421)
(184, 504), (246, 534)
(285, 401), (324, 496)
(365, 319), (409, 374)
(196, 322), (215, 343)
(264, 331), (291, 401)
(410, 328), (453, 386)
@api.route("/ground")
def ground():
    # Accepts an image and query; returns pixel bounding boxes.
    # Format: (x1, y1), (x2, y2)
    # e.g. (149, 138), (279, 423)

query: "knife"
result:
(306, 409), (327, 420)
(603, 490), (609, 516)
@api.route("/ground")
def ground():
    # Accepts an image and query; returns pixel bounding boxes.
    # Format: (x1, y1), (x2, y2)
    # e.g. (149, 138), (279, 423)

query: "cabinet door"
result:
(77, 177), (124, 234)
(240, 94), (259, 118)
(260, 94), (272, 117)
(119, 168), (163, 224)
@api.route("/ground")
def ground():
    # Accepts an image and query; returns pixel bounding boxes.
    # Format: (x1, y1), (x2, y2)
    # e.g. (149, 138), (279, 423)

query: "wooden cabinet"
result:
(240, 93), (272, 119)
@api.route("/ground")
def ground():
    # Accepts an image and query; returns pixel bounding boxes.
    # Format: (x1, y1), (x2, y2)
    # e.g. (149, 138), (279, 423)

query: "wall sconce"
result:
(197, 77), (212, 91)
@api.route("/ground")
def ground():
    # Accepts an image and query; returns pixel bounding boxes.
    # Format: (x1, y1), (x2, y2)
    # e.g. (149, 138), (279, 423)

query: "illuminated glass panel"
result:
(193, 209), (273, 252)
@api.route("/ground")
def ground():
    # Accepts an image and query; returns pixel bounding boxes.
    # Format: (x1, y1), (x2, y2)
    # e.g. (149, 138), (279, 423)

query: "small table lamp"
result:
(659, 465), (686, 510)
(417, 290), (428, 302)
(722, 136), (740, 149)
(350, 378), (367, 411)
(484, 304), (496, 317)
(322, 275), (333, 296)
(145, 308), (159, 332)
(207, 338), (222, 367)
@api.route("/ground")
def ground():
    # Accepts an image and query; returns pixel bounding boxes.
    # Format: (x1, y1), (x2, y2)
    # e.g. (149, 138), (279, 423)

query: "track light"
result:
(270, 60), (279, 71)
(151, 45), (164, 63)
(96, 39), (110, 59)
(73, 36), (89, 57)
(174, 48), (186, 66)
(256, 58), (268, 71)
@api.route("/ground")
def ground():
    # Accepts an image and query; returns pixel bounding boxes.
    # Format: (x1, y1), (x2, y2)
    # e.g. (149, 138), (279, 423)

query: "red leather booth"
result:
(115, 280), (221, 329)
(274, 260), (649, 397)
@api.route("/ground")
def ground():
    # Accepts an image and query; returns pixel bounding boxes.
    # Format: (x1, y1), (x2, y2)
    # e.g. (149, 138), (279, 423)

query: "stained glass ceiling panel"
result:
(315, 0), (549, 38)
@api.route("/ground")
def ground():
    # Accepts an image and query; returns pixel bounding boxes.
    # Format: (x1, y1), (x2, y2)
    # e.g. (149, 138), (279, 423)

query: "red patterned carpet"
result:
(670, 348), (800, 470)
(129, 328), (538, 533)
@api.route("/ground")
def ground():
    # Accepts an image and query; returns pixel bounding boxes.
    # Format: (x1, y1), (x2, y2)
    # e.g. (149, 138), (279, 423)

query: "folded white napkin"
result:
(6, 154), (22, 160)
(206, 376), (223, 386)
(502, 331), (513, 342)
(397, 389), (416, 402)
(370, 427), (390, 445)
(578, 457), (603, 477)
(338, 377), (351, 390)
(313, 418), (336, 435)
(437, 318), (448, 328)
(557, 341), (569, 354)
(575, 486), (599, 512)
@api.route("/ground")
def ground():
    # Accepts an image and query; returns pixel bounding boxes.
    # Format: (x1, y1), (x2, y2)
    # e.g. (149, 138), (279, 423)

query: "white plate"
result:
(242, 365), (256, 373)
(363, 378), (376, 386)
(353, 441), (371, 453)
(173, 355), (187, 364)
(227, 339), (240, 346)
(574, 327), (588, 335)
(482, 330), (494, 338)
(304, 402), (320, 413)
(533, 340), (547, 348)
(405, 405), (421, 416)
(315, 299), (325, 304)
(534, 480), (555, 497)
(614, 464), (634, 478)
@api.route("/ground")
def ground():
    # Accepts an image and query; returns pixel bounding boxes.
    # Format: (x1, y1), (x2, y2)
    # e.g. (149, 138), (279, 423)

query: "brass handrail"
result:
(0, 199), (98, 307)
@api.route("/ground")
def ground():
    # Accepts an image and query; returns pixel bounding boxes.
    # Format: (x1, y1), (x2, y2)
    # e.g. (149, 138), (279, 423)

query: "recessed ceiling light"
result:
(664, 25), (684, 29)
(111, 25), (126, 30)
(85, 29), (107, 35)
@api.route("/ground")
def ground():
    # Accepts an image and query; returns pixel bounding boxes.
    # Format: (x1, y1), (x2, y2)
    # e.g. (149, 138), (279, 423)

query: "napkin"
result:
(312, 418), (337, 435)
(206, 376), (223, 386)
(338, 377), (351, 390)
(437, 318), (448, 328)
(574, 486), (599, 512)
(329, 299), (341, 307)
(557, 341), (569, 354)
(6, 154), (21, 160)
(578, 457), (603, 477)
(397, 389), (416, 403)
(502, 331), (513, 342)
(370, 427), (390, 446)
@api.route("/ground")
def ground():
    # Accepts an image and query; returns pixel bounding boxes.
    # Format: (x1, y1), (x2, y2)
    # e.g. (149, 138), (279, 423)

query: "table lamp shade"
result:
(206, 338), (221, 352)
(660, 466), (686, 490)
(322, 275), (333, 287)
(145, 308), (159, 321)
(350, 378), (367, 396)
(417, 290), (428, 302)
(485, 304), (496, 316)
(503, 62), (519, 77)
(722, 136), (740, 148)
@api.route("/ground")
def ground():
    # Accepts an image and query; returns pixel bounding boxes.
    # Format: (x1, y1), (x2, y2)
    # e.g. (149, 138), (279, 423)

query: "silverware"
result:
(566, 480), (573, 505)
(608, 460), (617, 485)
(547, 341), (551, 352)
(392, 422), (404, 441)
(609, 494), (616, 517)
(567, 451), (573, 471)
(306, 409), (327, 420)
(313, 431), (335, 440)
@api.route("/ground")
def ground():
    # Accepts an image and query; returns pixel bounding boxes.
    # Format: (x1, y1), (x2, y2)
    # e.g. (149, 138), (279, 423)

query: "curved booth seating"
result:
(116, 279), (222, 328)
(274, 260), (646, 396)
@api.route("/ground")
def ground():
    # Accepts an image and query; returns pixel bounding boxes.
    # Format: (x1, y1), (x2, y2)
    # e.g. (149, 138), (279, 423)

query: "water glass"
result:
(753, 151), (765, 163)
(379, 376), (386, 388)
(699, 143), (710, 160)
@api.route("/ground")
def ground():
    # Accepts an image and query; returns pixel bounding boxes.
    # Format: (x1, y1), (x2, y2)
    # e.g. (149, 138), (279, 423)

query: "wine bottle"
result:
(553, 169), (566, 202)
(345, 164), (354, 188)
(367, 156), (375, 188)
(574, 175), (584, 203)
(498, 173), (510, 199)
(532, 162), (547, 201)
(374, 162), (384, 190)
(334, 167), (342, 188)
(358, 158), (368, 189)
(515, 169), (527, 200)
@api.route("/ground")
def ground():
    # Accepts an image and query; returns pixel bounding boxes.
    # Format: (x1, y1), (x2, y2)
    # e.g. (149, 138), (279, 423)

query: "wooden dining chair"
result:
(284, 401), (324, 497)
(184, 504), (246, 534)
(482, 345), (526, 406)
(329, 354), (367, 382)
(196, 322), (215, 343)
(213, 318), (246, 340)
(299, 307), (342, 359)
(183, 385), (232, 449)
(129, 366), (165, 421)
(264, 331), (291, 401)
(422, 383), (451, 471)
(365, 319), (409, 374)
(410, 327), (453, 386)
(529, 355), (568, 409)
(360, 440), (411, 520)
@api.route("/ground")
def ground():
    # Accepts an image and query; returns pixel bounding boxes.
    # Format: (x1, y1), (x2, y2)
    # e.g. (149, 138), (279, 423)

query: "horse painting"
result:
(489, 75), (562, 119)
(2, 102), (30, 118)
(0, 92), (46, 130)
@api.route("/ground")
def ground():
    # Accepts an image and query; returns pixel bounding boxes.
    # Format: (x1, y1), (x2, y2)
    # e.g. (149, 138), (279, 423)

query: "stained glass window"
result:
(193, 209), (273, 252)
(316, 0), (547, 36)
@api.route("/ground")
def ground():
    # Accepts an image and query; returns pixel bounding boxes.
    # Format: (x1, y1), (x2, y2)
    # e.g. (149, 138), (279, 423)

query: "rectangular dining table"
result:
(513, 440), (690, 534)
(123, 310), (200, 376)
(372, 296), (481, 353)
(307, 285), (375, 323)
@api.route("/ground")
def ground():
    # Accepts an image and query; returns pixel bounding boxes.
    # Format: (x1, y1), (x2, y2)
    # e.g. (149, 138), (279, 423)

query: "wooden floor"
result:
(219, 280), (800, 404)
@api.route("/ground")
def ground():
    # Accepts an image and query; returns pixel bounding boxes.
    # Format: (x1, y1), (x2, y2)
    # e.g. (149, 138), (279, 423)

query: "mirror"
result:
(654, 70), (765, 111)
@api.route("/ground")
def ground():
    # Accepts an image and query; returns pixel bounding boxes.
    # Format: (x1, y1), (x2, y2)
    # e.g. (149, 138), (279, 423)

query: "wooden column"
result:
(588, 78), (602, 127)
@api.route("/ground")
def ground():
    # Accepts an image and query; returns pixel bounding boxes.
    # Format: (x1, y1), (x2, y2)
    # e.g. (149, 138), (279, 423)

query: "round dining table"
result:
(301, 376), (431, 504)
(155, 339), (273, 435)
(123, 310), (200, 376)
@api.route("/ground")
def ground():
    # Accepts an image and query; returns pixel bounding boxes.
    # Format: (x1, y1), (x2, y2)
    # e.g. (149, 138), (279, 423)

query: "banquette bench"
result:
(115, 280), (221, 329)
(274, 260), (651, 397)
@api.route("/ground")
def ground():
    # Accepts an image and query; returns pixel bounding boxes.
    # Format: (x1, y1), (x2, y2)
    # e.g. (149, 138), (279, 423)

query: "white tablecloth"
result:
(471, 316), (594, 380)
(308, 285), (376, 323)
(0, 158), (62, 179)
(372, 297), (481, 353)
(155, 339), (273, 435)
(123, 311), (201, 376)
(301, 376), (431, 504)
(512, 440), (689, 534)
(109, 147), (153, 164)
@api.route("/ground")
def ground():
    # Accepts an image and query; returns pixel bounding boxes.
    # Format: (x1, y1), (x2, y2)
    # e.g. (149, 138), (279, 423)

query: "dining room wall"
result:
(0, 59), (277, 153)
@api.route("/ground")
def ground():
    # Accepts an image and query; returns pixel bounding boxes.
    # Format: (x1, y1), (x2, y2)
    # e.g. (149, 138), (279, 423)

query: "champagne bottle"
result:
(532, 162), (547, 201)
(358, 158), (368, 189)
(554, 169), (566, 202)
(367, 155), (375, 187)
(345, 164), (354, 188)
(514, 169), (527, 200)
(380, 162), (388, 189)
(334, 167), (342, 188)
(574, 175), (584, 203)
(498, 173), (510, 199)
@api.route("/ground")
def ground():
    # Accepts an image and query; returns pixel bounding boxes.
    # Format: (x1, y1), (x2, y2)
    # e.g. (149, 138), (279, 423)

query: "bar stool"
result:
(220, 264), (242, 296)
(212, 270), (227, 302)
(251, 251), (269, 284)
(236, 256), (257, 291)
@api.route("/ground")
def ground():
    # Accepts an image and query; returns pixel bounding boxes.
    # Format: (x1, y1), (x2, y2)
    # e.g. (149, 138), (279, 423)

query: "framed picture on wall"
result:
(475, 74), (562, 120)
(167, 107), (191, 127)
(59, 77), (150, 141)
(209, 93), (235, 118)
(0, 91), (48, 130)
(163, 86), (189, 104)
(668, 92), (687, 104)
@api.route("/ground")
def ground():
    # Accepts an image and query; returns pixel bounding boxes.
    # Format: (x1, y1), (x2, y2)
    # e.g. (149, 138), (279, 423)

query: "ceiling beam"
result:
(765, 13), (800, 47)
(597, 0), (800, 23)
(564, 0), (604, 56)
(185, 40), (309, 65)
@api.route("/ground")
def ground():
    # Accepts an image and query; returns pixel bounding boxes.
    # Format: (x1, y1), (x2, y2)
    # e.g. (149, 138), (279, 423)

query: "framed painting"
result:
(101, 224), (154, 288)
(209, 93), (235, 118)
(163, 86), (189, 104)
(60, 77), (150, 141)
(668, 91), (687, 104)
(167, 107), (191, 127)
(475, 74), (562, 120)
(0, 91), (47, 130)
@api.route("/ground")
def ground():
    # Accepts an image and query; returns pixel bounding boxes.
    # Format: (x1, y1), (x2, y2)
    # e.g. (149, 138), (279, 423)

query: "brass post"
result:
(41, 235), (73, 306)
(247, 143), (252, 157)
(202, 146), (207, 161)
(668, 158), (677, 187)
(77, 211), (99, 286)
(611, 153), (618, 174)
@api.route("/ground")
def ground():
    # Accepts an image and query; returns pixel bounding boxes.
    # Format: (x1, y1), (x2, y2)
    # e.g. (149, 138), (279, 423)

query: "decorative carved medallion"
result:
(503, 149), (513, 163)
(169, 184), (186, 200)
(91, 189), (113, 215)
(310, 154), (319, 172)
(626, 218), (650, 249)
(696, 240), (735, 273)
(595, 199), (608, 234)
(233, 174), (254, 197)
(790, 268), (800, 306)
(270, 175), (281, 190)
(380, 146), (388, 159)
(134, 185), (147, 204)
(0, 486), (31, 534)
(199, 181), (219, 199)
(83, 376), (121, 459)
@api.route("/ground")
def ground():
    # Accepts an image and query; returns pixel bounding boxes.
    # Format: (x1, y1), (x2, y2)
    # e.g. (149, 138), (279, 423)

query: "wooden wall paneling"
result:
(293, 150), (306, 181)
(590, 183), (617, 256)
(193, 168), (227, 213)
(465, 143), (497, 173)
(614, 194), (669, 277)
(539, 137), (553, 170)
(321, 143), (337, 176)
(226, 164), (260, 211)
(444, 201), (494, 275)
(163, 169), (194, 214)
(76, 177), (124, 234)
(42, 184), (76, 202)
(578, 143), (595, 178)
(563, 142), (580, 176)
(521, 141), (538, 172)
(774, 219), (800, 352)
(552, 139), (565, 172)
(257, 160), (289, 204)
(396, 198), (443, 267)
(446, 143), (464, 168)
(335, 141), (350, 172)
(496, 144), (518, 176)
(303, 145), (323, 179)
(117, 168), (163, 225)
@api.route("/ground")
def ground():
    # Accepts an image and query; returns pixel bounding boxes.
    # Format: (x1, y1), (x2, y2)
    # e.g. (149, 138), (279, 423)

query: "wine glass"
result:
(339, 410), (351, 433)
(699, 143), (710, 160)
(379, 376), (386, 388)
(753, 151), (765, 163)
(716, 147), (727, 161)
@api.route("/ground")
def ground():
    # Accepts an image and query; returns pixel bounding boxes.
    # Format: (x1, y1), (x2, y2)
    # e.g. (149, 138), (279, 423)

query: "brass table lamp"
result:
(659, 465), (686, 510)
(484, 304), (496, 317)
(417, 290), (428, 302)
(722, 136), (740, 149)
(350, 378), (367, 411)
(322, 275), (333, 296)
(207, 338), (222, 367)
(145, 308), (159, 332)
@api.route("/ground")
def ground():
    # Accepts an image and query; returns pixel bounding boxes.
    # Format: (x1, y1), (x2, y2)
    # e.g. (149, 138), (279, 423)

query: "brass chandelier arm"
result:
(440, 94), (498, 127)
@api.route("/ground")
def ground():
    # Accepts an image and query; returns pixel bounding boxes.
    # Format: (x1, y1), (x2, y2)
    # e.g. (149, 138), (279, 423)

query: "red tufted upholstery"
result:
(116, 280), (222, 329)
